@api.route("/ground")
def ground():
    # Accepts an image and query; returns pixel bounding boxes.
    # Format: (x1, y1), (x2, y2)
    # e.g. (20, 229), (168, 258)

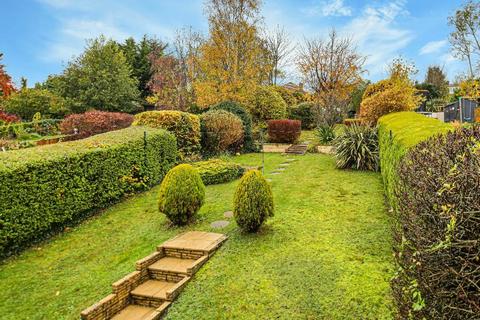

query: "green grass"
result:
(0, 153), (394, 319)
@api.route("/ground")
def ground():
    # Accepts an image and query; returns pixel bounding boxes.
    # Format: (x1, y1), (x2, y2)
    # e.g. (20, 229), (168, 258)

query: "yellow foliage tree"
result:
(458, 79), (480, 99)
(193, 0), (269, 108)
(360, 58), (423, 124)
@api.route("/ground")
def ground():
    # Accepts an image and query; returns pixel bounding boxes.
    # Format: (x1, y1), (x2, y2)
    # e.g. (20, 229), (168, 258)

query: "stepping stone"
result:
(276, 167), (286, 171)
(224, 211), (233, 218)
(279, 163), (290, 167)
(266, 179), (272, 182)
(286, 158), (296, 162)
(210, 220), (230, 229)
(270, 172), (281, 175)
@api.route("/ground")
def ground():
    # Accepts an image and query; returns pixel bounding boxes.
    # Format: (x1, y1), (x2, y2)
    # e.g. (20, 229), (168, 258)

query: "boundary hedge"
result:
(378, 112), (452, 208)
(0, 126), (177, 257)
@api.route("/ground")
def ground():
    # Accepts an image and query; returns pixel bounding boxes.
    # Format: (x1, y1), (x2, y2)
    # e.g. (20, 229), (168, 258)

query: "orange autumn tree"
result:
(297, 29), (366, 126)
(360, 58), (423, 124)
(194, 0), (270, 108)
(0, 53), (15, 99)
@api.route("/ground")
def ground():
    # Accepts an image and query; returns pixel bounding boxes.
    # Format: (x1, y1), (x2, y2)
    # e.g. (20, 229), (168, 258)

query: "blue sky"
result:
(0, 0), (466, 86)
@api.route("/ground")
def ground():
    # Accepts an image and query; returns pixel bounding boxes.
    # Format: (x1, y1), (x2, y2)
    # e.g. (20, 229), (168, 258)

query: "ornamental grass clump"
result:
(158, 164), (205, 225)
(233, 170), (274, 232)
(334, 124), (379, 171)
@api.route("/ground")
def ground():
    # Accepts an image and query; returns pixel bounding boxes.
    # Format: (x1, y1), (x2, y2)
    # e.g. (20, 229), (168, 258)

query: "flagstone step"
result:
(81, 231), (227, 320)
(111, 303), (170, 320)
(131, 278), (190, 306)
(148, 255), (208, 280)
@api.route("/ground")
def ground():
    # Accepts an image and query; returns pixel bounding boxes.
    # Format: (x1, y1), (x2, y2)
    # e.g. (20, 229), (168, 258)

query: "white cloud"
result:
(340, 0), (413, 78)
(419, 40), (448, 55)
(302, 0), (353, 17)
(37, 1), (181, 63)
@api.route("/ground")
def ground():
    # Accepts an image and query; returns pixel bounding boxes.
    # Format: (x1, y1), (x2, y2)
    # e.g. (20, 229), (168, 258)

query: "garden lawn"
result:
(0, 153), (394, 319)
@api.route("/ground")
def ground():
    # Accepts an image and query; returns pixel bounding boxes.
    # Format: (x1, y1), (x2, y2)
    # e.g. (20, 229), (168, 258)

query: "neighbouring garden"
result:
(1, 0), (479, 319)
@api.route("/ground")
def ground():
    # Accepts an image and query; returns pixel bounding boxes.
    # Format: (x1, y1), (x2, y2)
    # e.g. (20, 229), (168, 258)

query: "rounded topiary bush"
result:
(158, 164), (205, 225)
(133, 110), (201, 159)
(247, 86), (287, 123)
(233, 170), (274, 232)
(201, 109), (244, 155)
(211, 101), (256, 152)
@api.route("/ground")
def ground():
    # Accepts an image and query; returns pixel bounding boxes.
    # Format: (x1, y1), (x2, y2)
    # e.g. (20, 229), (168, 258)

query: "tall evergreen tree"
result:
(55, 36), (141, 113)
(119, 35), (167, 100)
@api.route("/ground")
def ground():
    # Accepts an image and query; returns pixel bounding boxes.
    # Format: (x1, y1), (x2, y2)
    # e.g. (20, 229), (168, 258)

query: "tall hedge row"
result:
(0, 126), (177, 257)
(378, 112), (452, 208)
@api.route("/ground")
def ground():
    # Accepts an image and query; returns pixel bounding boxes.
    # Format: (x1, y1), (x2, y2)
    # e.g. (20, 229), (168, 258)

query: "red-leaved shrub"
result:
(267, 119), (301, 143)
(60, 110), (134, 139)
(0, 111), (21, 124)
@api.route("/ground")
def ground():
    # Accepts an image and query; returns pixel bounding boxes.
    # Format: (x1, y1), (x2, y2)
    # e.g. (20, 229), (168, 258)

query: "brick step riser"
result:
(130, 295), (164, 308)
(148, 269), (187, 282)
(162, 247), (205, 260)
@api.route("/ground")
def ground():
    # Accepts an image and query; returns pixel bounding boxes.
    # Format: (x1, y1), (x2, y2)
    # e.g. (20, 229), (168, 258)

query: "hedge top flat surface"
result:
(378, 112), (452, 149)
(0, 153), (394, 319)
(0, 126), (171, 171)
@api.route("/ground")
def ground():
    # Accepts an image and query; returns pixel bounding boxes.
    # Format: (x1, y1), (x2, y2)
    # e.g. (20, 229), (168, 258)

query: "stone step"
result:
(111, 302), (170, 320)
(148, 255), (208, 281)
(131, 278), (190, 306)
(81, 232), (228, 320)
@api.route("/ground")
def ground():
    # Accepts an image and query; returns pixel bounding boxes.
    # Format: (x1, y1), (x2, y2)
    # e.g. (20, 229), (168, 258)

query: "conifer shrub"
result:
(158, 164), (205, 225)
(233, 170), (274, 232)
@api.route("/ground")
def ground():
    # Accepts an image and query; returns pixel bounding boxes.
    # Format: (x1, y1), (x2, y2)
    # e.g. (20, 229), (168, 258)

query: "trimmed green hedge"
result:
(378, 112), (452, 208)
(191, 159), (245, 185)
(0, 119), (61, 139)
(0, 126), (177, 257)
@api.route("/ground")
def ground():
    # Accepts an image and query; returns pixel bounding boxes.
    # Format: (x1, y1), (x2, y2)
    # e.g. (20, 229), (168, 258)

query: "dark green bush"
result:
(133, 111), (201, 160)
(0, 127), (177, 257)
(211, 101), (256, 152)
(288, 102), (315, 129)
(334, 124), (379, 171)
(233, 170), (274, 232)
(158, 164), (205, 225)
(394, 126), (480, 319)
(200, 110), (244, 155)
(192, 159), (245, 185)
(2, 88), (69, 120)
